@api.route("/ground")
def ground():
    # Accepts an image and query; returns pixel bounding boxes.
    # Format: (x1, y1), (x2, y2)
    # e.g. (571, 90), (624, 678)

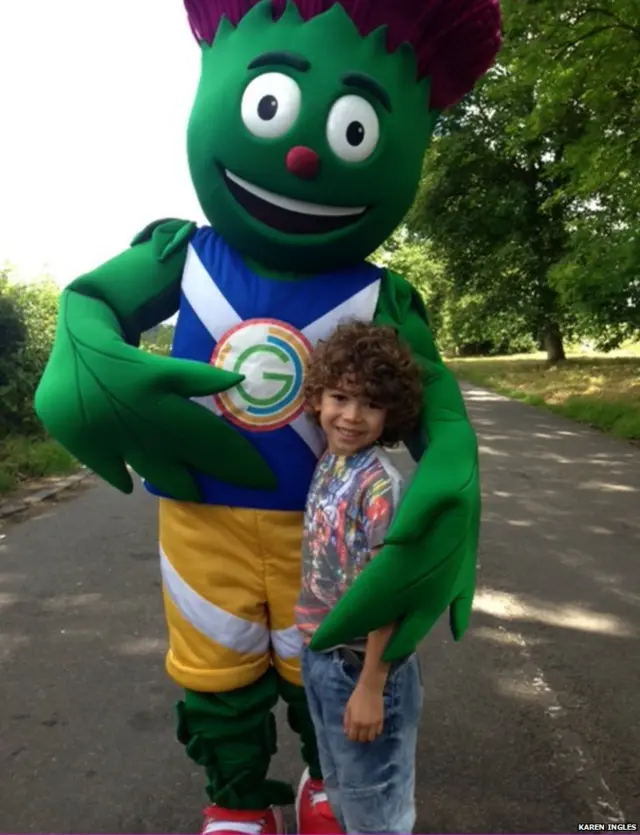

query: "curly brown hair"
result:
(304, 320), (423, 447)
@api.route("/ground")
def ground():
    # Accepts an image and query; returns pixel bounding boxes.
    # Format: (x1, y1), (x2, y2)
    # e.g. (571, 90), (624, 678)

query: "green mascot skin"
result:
(35, 0), (501, 828)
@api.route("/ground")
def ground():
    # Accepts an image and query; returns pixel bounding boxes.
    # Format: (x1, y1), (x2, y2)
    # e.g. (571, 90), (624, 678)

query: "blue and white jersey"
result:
(144, 227), (382, 511)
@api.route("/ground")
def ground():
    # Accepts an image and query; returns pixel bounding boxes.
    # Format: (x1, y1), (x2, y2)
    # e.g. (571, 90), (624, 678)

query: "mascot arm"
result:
(309, 269), (480, 660)
(35, 219), (276, 501)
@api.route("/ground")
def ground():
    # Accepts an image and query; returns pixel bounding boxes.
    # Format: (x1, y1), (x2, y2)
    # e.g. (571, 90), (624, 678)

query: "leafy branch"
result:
(574, 6), (640, 37)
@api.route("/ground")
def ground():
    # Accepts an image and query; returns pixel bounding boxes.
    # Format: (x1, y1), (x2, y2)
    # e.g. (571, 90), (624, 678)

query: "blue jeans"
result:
(301, 646), (423, 834)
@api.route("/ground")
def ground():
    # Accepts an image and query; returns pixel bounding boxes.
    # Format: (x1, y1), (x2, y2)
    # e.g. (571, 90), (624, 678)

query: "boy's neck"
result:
(326, 443), (377, 460)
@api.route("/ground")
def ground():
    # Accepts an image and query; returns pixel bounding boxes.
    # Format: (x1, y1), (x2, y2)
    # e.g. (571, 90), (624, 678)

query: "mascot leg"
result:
(177, 669), (294, 809)
(158, 500), (341, 834)
(278, 676), (321, 781)
(159, 500), (288, 833)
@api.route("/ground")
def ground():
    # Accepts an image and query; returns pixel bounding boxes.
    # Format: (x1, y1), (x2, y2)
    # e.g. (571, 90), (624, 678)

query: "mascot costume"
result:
(35, 1), (501, 832)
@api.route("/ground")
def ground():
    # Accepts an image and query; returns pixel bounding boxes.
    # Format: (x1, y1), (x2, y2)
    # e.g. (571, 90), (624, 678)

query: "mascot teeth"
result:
(224, 170), (367, 217)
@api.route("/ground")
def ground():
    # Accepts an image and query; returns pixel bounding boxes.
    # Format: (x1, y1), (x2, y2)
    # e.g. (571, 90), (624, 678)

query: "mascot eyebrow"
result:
(341, 73), (392, 112)
(248, 51), (311, 71)
(247, 54), (392, 111)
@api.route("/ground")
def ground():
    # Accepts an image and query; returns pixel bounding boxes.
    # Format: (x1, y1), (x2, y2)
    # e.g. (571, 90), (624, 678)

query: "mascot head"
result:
(185, 0), (501, 272)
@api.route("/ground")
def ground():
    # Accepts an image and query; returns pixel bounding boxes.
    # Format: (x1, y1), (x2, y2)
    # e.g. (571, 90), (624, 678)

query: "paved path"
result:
(1, 384), (639, 833)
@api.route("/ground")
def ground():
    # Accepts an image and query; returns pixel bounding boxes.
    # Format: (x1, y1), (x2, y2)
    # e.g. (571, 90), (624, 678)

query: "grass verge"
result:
(0, 435), (78, 495)
(446, 354), (640, 442)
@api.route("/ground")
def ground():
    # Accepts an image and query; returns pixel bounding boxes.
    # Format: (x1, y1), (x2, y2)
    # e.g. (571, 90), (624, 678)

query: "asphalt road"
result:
(1, 383), (639, 834)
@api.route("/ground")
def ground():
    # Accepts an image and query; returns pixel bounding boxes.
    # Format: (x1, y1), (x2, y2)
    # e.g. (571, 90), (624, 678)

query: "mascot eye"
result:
(326, 95), (380, 163)
(241, 72), (302, 139)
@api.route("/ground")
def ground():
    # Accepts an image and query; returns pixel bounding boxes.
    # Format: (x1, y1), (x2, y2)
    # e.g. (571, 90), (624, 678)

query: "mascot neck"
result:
(243, 255), (319, 282)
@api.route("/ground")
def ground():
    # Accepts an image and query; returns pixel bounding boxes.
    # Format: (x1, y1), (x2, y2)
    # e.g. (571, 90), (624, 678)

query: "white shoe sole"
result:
(202, 806), (286, 835)
(294, 767), (310, 833)
(273, 805), (286, 834)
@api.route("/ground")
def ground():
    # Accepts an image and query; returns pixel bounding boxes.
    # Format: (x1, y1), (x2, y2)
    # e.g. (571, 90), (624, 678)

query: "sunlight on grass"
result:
(447, 346), (640, 441)
(0, 436), (77, 494)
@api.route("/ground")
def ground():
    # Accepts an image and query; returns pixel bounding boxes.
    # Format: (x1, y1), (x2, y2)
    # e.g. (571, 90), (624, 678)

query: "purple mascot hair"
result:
(184, 0), (502, 110)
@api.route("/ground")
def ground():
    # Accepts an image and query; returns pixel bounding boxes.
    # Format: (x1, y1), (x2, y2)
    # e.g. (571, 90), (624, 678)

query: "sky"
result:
(0, 1), (208, 286)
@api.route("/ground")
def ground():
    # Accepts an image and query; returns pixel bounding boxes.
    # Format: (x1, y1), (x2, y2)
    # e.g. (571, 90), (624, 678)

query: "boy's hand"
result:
(344, 681), (384, 743)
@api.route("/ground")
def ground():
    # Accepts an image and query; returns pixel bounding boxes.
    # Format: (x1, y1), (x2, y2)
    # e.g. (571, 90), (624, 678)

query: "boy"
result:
(295, 320), (425, 834)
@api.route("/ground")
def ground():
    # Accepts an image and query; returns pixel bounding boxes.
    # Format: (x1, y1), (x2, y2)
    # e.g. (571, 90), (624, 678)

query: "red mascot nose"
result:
(286, 146), (320, 180)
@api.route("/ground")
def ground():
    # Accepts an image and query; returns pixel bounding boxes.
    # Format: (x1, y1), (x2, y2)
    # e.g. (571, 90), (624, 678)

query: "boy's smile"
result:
(317, 384), (387, 456)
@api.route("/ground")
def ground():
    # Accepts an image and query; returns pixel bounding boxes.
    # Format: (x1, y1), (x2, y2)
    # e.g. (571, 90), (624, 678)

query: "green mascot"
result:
(35, 1), (501, 832)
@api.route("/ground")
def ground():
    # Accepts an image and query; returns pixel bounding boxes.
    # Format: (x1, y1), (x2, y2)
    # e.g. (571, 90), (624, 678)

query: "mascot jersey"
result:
(34, 1), (502, 832)
(145, 226), (382, 693)
(147, 226), (381, 511)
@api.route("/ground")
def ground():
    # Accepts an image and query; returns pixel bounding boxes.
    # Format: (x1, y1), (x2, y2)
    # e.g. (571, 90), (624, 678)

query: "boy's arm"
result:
(359, 541), (395, 690)
(360, 620), (395, 691)
(344, 482), (398, 743)
(343, 614), (397, 743)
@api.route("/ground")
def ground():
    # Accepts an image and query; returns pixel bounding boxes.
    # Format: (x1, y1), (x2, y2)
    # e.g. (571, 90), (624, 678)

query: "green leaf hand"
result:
(35, 291), (277, 501)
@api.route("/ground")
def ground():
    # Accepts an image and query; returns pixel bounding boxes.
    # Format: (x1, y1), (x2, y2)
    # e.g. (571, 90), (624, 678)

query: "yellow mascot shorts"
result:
(158, 499), (304, 693)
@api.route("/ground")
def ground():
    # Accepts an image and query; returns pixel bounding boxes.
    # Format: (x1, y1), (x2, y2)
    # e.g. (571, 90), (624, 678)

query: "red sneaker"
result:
(295, 768), (344, 834)
(201, 805), (284, 835)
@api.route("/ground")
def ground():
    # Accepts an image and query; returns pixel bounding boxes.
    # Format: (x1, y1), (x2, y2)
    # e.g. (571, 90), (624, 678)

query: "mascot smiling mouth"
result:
(223, 169), (368, 235)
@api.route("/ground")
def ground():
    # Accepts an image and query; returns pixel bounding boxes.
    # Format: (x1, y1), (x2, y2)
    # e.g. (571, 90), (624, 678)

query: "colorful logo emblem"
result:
(211, 318), (312, 432)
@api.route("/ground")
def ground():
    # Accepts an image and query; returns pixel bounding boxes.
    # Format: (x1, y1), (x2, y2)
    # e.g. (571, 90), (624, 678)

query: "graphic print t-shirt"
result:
(295, 446), (403, 646)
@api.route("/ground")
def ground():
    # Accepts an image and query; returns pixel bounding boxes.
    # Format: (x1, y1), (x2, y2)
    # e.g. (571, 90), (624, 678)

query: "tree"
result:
(408, 0), (640, 361)
(0, 271), (60, 437)
(503, 0), (640, 347)
(0, 270), (27, 362)
(371, 227), (447, 336)
(372, 228), (536, 356)
(408, 72), (580, 363)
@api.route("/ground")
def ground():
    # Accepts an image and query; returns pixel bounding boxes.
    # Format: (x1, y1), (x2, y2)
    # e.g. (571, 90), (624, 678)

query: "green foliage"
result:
(438, 292), (537, 357)
(372, 228), (536, 356)
(0, 269), (80, 492)
(504, 0), (640, 340)
(0, 269), (60, 438)
(447, 355), (640, 440)
(141, 323), (175, 356)
(372, 227), (446, 334)
(0, 436), (77, 494)
(0, 274), (27, 358)
(404, 0), (639, 360)
(407, 76), (576, 361)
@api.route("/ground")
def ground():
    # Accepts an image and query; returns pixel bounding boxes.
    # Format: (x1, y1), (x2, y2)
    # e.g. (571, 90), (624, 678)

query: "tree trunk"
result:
(543, 322), (566, 365)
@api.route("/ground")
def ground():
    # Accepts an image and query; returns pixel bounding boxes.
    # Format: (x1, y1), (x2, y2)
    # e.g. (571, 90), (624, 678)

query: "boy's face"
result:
(317, 380), (387, 456)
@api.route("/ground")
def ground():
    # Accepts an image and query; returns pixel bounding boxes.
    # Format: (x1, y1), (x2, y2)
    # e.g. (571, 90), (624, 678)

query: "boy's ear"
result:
(304, 393), (322, 417)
